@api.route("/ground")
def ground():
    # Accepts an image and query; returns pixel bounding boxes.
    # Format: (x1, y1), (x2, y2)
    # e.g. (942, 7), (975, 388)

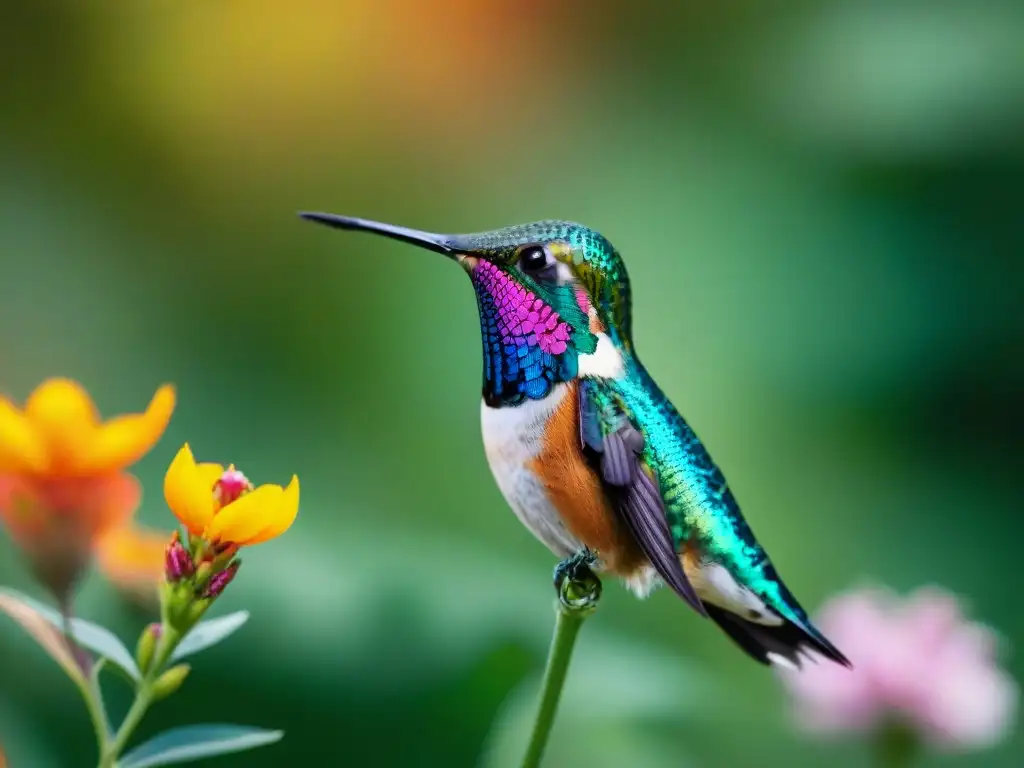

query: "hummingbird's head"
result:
(300, 213), (633, 405)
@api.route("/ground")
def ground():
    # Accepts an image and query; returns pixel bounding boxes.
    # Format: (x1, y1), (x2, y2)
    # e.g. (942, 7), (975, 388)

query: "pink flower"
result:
(777, 586), (1018, 751)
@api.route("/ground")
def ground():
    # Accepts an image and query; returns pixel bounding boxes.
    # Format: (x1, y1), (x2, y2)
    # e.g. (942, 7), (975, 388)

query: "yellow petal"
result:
(205, 483), (284, 545)
(24, 378), (99, 474)
(163, 444), (214, 535)
(0, 396), (47, 473)
(246, 475), (300, 545)
(79, 385), (176, 474)
(197, 462), (225, 490)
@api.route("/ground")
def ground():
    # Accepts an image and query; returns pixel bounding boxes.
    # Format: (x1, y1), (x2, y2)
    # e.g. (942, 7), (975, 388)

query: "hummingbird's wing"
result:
(579, 378), (707, 617)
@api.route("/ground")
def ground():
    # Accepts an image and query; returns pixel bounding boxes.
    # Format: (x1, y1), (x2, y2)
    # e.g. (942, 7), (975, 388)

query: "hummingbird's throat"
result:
(473, 260), (571, 355)
(470, 260), (596, 406)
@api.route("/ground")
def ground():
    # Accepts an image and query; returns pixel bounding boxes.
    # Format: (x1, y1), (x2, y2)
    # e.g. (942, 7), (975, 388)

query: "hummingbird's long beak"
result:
(298, 212), (457, 257)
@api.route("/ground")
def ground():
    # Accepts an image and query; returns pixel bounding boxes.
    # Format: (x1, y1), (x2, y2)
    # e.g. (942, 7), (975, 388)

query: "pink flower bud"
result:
(204, 561), (240, 598)
(164, 532), (195, 582)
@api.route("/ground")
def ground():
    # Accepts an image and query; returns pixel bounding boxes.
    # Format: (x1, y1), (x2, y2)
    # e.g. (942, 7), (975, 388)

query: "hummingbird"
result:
(300, 212), (850, 670)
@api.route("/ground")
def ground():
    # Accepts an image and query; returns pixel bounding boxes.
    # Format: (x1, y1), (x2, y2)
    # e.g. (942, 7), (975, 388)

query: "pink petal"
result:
(919, 660), (1018, 749)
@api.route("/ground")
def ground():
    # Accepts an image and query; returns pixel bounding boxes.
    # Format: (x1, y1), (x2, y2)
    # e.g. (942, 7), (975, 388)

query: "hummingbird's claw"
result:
(553, 547), (602, 613)
(553, 547), (599, 587)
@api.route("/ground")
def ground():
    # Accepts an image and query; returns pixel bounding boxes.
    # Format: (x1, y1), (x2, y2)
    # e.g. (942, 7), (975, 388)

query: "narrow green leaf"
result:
(119, 724), (284, 767)
(171, 611), (249, 662)
(0, 588), (140, 680)
(0, 591), (85, 686)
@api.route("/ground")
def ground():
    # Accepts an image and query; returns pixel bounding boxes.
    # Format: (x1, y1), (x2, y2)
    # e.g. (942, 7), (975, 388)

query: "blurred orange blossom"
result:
(0, 378), (174, 599)
(95, 524), (170, 604)
(164, 444), (299, 547)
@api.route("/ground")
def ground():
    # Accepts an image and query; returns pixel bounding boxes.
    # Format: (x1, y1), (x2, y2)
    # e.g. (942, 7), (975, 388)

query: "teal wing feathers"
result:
(578, 377), (707, 616)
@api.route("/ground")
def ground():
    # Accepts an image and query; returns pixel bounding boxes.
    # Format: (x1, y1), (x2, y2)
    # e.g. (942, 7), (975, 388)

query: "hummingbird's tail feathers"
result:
(705, 604), (851, 669)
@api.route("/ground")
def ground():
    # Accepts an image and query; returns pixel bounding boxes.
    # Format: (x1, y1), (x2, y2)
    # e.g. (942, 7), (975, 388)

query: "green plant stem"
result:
(77, 663), (111, 759)
(60, 601), (112, 759)
(520, 552), (601, 768)
(60, 598), (91, 674)
(102, 689), (152, 766)
(97, 625), (181, 768)
(519, 606), (587, 768)
(874, 721), (919, 768)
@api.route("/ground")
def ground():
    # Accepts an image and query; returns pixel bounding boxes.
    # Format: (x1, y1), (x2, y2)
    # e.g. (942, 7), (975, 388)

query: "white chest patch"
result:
(480, 384), (583, 558)
(577, 332), (624, 379)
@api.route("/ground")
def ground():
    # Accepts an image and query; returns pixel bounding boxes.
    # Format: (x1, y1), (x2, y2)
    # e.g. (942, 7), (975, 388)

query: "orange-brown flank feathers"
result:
(527, 382), (646, 576)
(681, 537), (704, 591)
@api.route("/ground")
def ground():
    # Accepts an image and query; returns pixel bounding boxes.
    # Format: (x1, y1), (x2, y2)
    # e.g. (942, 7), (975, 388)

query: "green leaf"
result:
(118, 724), (284, 767)
(0, 590), (85, 687)
(0, 587), (140, 680)
(171, 611), (249, 662)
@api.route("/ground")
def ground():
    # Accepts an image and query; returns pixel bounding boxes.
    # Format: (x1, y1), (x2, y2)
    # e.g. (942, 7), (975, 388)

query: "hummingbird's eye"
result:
(517, 246), (550, 272)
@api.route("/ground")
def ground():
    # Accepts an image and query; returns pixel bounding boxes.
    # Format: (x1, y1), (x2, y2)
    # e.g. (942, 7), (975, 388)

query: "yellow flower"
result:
(0, 378), (176, 477)
(163, 444), (299, 546)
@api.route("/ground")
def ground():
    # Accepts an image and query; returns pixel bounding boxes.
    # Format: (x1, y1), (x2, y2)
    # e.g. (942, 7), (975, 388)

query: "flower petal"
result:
(25, 378), (99, 424)
(197, 462), (225, 490)
(246, 475), (300, 545)
(0, 397), (47, 473)
(95, 524), (169, 597)
(24, 378), (99, 474)
(88, 472), (144, 540)
(163, 444), (215, 535)
(78, 385), (176, 474)
(205, 484), (284, 545)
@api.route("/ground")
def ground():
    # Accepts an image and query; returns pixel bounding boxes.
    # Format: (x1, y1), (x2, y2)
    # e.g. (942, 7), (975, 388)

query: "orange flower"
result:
(0, 472), (141, 599)
(0, 378), (175, 598)
(164, 444), (299, 546)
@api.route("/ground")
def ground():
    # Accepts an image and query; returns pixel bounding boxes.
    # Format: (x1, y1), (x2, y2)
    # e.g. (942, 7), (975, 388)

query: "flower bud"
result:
(211, 543), (238, 570)
(204, 560), (240, 598)
(214, 467), (252, 506)
(135, 623), (162, 675)
(151, 663), (190, 701)
(194, 560), (214, 589)
(164, 531), (194, 583)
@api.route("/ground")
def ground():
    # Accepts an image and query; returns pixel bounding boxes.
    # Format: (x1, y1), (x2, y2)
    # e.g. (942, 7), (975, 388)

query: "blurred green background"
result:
(1, 1), (1022, 766)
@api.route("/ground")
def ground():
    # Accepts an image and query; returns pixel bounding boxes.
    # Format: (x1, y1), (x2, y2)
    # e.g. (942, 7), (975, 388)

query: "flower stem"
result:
(874, 721), (919, 768)
(59, 600), (112, 761)
(60, 596), (92, 676)
(75, 661), (111, 761)
(519, 550), (602, 768)
(97, 625), (181, 768)
(101, 690), (152, 767)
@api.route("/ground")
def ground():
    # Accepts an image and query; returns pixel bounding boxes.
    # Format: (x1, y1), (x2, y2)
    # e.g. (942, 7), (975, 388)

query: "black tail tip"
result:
(705, 604), (852, 670)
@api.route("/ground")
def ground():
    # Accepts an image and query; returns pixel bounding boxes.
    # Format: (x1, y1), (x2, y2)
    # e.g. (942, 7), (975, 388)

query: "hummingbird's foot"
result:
(553, 547), (602, 613)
